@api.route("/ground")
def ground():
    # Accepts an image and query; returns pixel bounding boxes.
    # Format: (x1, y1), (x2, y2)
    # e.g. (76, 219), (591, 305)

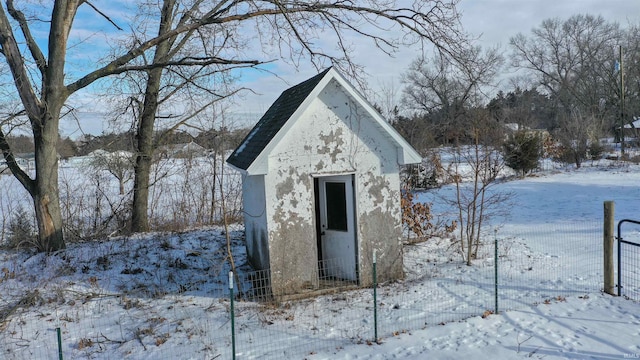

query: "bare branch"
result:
(6, 0), (46, 78)
(157, 87), (244, 146)
(83, 1), (123, 31)
(66, 6), (283, 94)
(0, 4), (42, 121)
(0, 111), (35, 194)
(68, 1), (466, 94)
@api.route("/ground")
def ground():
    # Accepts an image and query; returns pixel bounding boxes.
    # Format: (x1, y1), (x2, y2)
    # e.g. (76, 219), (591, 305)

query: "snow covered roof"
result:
(623, 117), (640, 129)
(226, 67), (421, 174)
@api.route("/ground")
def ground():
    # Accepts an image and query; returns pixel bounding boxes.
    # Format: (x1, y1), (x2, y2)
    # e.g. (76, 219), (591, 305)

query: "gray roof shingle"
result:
(226, 67), (331, 171)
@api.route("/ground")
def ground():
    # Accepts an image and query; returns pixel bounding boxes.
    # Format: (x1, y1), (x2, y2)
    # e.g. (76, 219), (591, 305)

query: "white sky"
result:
(62, 0), (640, 136)
(221, 0), (640, 128)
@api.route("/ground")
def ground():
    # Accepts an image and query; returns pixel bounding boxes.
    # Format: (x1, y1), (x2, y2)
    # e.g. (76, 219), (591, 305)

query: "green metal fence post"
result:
(229, 271), (236, 360)
(373, 250), (378, 343)
(57, 327), (63, 360)
(494, 229), (499, 314)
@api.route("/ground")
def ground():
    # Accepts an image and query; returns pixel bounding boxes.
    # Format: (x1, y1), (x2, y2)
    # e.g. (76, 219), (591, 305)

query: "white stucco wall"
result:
(263, 79), (405, 295)
(241, 174), (269, 270)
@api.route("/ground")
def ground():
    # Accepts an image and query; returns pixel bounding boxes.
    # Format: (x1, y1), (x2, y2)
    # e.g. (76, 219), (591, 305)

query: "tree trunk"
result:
(131, 150), (152, 232)
(33, 191), (64, 251)
(0, 1), (78, 251)
(209, 151), (218, 224)
(130, 0), (175, 233)
(32, 107), (66, 251)
(130, 66), (169, 234)
(131, 83), (159, 233)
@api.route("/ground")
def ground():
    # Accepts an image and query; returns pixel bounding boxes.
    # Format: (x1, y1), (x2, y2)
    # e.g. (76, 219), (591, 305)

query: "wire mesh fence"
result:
(0, 220), (632, 359)
(617, 219), (640, 301)
(619, 241), (640, 300)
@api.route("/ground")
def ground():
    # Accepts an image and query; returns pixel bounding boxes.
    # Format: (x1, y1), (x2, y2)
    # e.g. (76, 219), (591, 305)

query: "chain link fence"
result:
(0, 220), (624, 359)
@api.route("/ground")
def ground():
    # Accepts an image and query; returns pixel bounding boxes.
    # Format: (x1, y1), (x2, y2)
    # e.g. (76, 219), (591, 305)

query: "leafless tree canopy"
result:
(0, 0), (468, 251)
(401, 45), (504, 147)
(510, 15), (626, 130)
(509, 14), (640, 165)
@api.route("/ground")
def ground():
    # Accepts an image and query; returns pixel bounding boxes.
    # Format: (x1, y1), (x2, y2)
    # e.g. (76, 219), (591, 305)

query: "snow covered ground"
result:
(311, 161), (640, 360)
(0, 160), (639, 359)
(313, 293), (640, 359)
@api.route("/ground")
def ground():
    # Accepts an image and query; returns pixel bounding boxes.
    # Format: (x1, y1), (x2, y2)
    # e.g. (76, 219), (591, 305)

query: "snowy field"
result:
(314, 294), (640, 359)
(313, 161), (640, 359)
(0, 160), (639, 359)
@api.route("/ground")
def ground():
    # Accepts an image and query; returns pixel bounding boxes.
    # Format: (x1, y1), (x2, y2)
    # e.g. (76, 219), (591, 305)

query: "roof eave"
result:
(398, 146), (422, 165)
(226, 161), (249, 175)
(244, 159), (268, 175)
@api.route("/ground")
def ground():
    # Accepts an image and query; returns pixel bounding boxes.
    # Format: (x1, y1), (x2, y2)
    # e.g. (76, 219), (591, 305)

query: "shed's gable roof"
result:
(226, 68), (330, 171)
(226, 67), (420, 174)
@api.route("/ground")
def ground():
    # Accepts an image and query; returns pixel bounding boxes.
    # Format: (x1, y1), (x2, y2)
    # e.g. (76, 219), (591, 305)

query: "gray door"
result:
(318, 175), (357, 281)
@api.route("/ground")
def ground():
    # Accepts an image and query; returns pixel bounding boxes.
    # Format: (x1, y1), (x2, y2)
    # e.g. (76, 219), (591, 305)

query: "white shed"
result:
(227, 68), (421, 297)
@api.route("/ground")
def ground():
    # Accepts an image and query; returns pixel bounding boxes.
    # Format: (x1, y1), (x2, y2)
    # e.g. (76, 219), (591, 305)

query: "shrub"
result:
(5, 206), (35, 249)
(553, 143), (587, 168)
(401, 190), (456, 244)
(588, 141), (606, 160)
(502, 131), (542, 177)
(401, 151), (446, 189)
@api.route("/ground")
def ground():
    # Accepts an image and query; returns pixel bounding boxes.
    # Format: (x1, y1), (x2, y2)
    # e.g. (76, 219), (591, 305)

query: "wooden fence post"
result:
(604, 201), (615, 295)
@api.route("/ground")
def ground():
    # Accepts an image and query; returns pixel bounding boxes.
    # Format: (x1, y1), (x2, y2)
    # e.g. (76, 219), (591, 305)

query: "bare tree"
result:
(509, 14), (639, 160)
(445, 110), (510, 265)
(122, 0), (470, 233)
(623, 21), (640, 133)
(120, 1), (240, 233)
(552, 108), (597, 168)
(0, 0), (468, 251)
(402, 45), (503, 147)
(402, 43), (506, 265)
(89, 150), (134, 196)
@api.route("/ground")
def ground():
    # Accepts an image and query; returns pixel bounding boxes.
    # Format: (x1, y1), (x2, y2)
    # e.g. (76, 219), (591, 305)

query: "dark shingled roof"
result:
(226, 67), (332, 171)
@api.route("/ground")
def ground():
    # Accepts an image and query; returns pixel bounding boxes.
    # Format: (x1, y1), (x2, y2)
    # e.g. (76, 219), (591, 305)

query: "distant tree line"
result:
(393, 14), (640, 172)
(3, 127), (249, 159)
(5, 134), (76, 159)
(392, 14), (639, 263)
(74, 127), (249, 156)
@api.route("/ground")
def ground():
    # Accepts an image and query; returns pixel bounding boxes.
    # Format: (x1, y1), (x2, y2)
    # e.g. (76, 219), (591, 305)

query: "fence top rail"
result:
(617, 219), (640, 245)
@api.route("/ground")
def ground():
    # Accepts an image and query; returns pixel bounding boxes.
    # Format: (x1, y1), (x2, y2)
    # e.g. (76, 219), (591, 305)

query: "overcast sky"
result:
(222, 0), (640, 128)
(61, 0), (640, 136)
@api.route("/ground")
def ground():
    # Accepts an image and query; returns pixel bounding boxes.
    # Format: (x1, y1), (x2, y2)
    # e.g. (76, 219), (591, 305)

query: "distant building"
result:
(15, 153), (35, 171)
(617, 117), (640, 141)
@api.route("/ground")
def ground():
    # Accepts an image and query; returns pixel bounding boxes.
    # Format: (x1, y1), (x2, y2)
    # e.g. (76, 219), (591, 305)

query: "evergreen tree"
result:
(502, 131), (542, 177)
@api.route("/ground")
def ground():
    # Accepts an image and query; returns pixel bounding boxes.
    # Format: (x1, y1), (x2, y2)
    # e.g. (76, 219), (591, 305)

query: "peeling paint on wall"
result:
(275, 176), (294, 199)
(269, 199), (318, 295)
(358, 207), (404, 285)
(365, 173), (390, 207)
(317, 128), (345, 163)
(242, 78), (408, 297)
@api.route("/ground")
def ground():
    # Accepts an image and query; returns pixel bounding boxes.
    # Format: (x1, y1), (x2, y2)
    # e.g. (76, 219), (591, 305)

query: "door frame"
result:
(314, 174), (359, 282)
